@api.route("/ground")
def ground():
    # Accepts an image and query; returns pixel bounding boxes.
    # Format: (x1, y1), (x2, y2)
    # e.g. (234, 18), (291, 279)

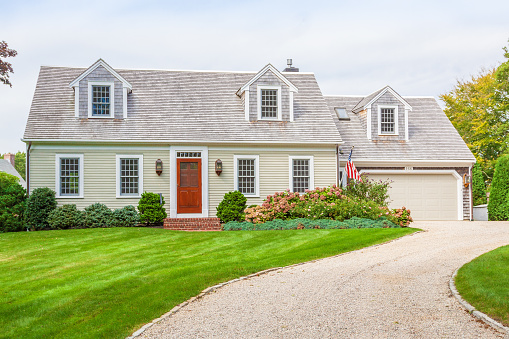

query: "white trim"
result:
(55, 154), (84, 199)
(234, 155), (260, 198)
(404, 108), (409, 141)
(360, 169), (463, 221)
(378, 105), (399, 136)
(123, 87), (128, 119)
(354, 85), (412, 112)
(116, 154), (143, 198)
(366, 107), (372, 140)
(288, 156), (314, 192)
(338, 168), (347, 187)
(257, 85), (282, 121)
(32, 145), (169, 150)
(22, 138), (343, 145)
(289, 91), (294, 122)
(237, 64), (298, 95)
(208, 146), (335, 152)
(244, 90), (250, 121)
(69, 59), (132, 90)
(170, 146), (209, 218)
(74, 86), (79, 118)
(351, 159), (475, 167)
(88, 81), (115, 118)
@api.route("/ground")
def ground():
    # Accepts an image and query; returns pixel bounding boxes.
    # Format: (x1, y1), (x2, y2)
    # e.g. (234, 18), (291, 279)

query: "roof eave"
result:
(68, 59), (133, 90)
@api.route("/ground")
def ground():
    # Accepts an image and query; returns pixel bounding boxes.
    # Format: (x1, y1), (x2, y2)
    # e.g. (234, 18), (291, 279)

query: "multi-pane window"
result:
(380, 107), (395, 134)
(120, 158), (139, 196)
(60, 157), (80, 196)
(292, 159), (310, 193)
(92, 85), (110, 116)
(177, 152), (202, 158)
(237, 159), (256, 195)
(261, 89), (278, 118)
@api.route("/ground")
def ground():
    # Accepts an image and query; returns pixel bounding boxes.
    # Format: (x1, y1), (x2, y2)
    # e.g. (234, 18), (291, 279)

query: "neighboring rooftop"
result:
(0, 159), (26, 188)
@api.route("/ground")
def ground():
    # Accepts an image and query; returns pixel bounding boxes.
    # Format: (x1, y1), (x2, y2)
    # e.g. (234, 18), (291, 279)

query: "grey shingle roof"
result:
(24, 67), (342, 144)
(0, 160), (26, 188)
(324, 95), (475, 161)
(351, 87), (386, 112)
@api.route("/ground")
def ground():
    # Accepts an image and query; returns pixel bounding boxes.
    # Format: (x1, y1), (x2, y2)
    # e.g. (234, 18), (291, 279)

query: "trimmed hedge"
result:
(25, 187), (57, 230)
(472, 163), (487, 206)
(216, 191), (247, 223)
(488, 155), (509, 220)
(47, 204), (85, 229)
(0, 172), (27, 232)
(223, 217), (400, 231)
(138, 192), (167, 225)
(110, 205), (140, 227)
(84, 203), (113, 228)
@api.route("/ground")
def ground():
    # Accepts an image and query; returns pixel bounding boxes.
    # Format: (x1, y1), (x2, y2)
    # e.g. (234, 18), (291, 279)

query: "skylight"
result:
(335, 107), (349, 120)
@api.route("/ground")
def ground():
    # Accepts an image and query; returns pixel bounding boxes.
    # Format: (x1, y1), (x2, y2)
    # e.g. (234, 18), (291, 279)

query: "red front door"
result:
(177, 158), (202, 214)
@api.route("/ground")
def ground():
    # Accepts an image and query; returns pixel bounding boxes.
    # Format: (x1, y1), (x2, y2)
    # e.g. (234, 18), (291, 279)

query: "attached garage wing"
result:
(365, 172), (462, 221)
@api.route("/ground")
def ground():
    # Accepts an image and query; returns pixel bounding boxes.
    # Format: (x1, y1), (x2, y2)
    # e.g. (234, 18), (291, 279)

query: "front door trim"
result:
(170, 146), (209, 218)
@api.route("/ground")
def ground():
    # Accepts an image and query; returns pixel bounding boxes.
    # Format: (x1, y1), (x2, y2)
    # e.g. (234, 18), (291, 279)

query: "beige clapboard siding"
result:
(29, 148), (170, 211)
(208, 148), (337, 216)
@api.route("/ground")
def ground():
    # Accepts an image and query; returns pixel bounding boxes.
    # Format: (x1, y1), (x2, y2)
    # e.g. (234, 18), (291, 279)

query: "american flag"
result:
(346, 149), (362, 181)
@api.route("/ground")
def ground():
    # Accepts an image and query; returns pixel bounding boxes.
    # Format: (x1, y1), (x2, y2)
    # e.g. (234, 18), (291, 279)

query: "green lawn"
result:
(0, 227), (417, 338)
(455, 245), (509, 326)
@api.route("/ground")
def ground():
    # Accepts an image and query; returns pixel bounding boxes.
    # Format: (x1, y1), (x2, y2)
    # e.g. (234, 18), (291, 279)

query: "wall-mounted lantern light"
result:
(463, 173), (471, 188)
(215, 159), (223, 176)
(155, 159), (163, 176)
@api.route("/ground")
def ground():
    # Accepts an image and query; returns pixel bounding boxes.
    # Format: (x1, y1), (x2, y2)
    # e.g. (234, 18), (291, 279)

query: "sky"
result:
(1, 0), (508, 154)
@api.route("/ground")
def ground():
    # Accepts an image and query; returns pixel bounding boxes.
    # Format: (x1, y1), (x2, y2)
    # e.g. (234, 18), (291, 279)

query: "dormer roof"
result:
(352, 85), (412, 113)
(237, 63), (298, 96)
(68, 59), (132, 90)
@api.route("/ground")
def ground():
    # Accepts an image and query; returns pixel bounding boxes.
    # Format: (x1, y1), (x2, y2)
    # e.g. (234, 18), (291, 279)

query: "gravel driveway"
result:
(139, 221), (509, 338)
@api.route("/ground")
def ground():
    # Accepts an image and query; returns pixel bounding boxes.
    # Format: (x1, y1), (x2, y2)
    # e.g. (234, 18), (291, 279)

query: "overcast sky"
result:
(1, 0), (508, 154)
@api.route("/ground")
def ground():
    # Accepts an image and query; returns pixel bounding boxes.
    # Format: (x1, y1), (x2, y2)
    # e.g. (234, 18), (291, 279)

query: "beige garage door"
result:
(366, 173), (459, 220)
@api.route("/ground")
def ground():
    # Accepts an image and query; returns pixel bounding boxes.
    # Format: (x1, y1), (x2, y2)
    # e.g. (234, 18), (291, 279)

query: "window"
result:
(234, 155), (259, 197)
(335, 107), (349, 120)
(116, 155), (143, 198)
(257, 85), (281, 120)
(177, 152), (202, 158)
(378, 105), (398, 135)
(55, 154), (83, 198)
(289, 156), (314, 193)
(88, 81), (114, 118)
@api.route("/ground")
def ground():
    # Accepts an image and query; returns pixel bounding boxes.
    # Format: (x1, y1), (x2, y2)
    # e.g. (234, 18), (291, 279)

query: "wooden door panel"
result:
(177, 159), (202, 213)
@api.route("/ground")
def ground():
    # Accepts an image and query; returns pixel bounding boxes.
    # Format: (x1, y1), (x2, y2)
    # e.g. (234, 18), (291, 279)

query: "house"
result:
(23, 59), (475, 227)
(1, 153), (26, 189)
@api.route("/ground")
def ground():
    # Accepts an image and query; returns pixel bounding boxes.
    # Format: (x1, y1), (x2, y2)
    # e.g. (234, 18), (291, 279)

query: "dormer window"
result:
(257, 85), (281, 120)
(378, 105), (398, 135)
(88, 81), (114, 118)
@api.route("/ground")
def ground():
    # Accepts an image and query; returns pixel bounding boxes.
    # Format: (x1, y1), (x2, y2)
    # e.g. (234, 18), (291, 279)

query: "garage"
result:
(365, 171), (461, 220)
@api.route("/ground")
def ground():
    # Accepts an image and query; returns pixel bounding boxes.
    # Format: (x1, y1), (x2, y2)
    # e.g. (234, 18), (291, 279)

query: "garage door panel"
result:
(366, 173), (458, 221)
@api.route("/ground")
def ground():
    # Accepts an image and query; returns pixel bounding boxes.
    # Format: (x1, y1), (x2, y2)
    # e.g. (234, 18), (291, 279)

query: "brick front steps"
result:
(163, 218), (222, 231)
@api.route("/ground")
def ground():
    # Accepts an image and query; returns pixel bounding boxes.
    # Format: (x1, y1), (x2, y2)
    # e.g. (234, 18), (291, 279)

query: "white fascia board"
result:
(237, 63), (298, 96)
(74, 86), (79, 118)
(359, 86), (413, 112)
(123, 87), (128, 119)
(22, 138), (344, 145)
(244, 90), (250, 121)
(352, 159), (475, 167)
(69, 59), (133, 90)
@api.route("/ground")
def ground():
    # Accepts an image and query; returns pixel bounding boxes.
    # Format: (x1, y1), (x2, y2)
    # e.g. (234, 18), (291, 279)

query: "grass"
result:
(0, 227), (418, 338)
(455, 245), (509, 326)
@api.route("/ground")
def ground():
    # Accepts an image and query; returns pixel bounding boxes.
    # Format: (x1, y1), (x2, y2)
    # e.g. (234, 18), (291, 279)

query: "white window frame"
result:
(257, 85), (282, 121)
(116, 154), (143, 198)
(88, 81), (115, 118)
(55, 154), (84, 198)
(378, 105), (399, 135)
(234, 155), (259, 197)
(288, 156), (314, 193)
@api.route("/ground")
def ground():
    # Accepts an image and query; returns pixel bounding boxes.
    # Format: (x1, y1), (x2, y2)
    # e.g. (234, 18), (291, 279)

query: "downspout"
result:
(26, 142), (32, 196)
(336, 145), (340, 187)
(469, 165), (473, 221)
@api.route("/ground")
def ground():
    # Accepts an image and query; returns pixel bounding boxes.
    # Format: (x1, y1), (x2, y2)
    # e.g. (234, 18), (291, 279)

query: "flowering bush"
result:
(244, 185), (412, 226)
(343, 174), (391, 206)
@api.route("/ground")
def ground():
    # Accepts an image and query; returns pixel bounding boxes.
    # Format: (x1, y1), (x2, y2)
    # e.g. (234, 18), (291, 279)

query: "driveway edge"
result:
(127, 229), (424, 339)
(449, 268), (509, 335)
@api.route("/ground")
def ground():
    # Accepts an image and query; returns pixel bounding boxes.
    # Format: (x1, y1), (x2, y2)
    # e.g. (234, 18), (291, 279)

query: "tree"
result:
(1, 151), (26, 180)
(0, 41), (17, 87)
(471, 163), (487, 206)
(440, 42), (509, 181)
(487, 155), (509, 220)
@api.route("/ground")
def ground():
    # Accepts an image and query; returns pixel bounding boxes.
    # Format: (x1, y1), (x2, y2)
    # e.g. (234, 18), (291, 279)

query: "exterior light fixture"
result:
(155, 159), (163, 176)
(215, 159), (223, 176)
(463, 173), (472, 188)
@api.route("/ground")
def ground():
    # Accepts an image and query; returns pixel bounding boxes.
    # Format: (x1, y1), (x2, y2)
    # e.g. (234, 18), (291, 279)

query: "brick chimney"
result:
(3, 153), (15, 167)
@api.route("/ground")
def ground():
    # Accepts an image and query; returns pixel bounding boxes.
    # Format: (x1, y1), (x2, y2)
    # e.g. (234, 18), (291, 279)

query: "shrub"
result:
(25, 187), (57, 230)
(110, 205), (140, 227)
(343, 174), (391, 206)
(387, 207), (413, 227)
(488, 155), (509, 220)
(223, 217), (399, 231)
(216, 191), (247, 223)
(138, 192), (167, 225)
(0, 172), (27, 232)
(47, 204), (85, 229)
(84, 203), (113, 228)
(472, 163), (487, 205)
